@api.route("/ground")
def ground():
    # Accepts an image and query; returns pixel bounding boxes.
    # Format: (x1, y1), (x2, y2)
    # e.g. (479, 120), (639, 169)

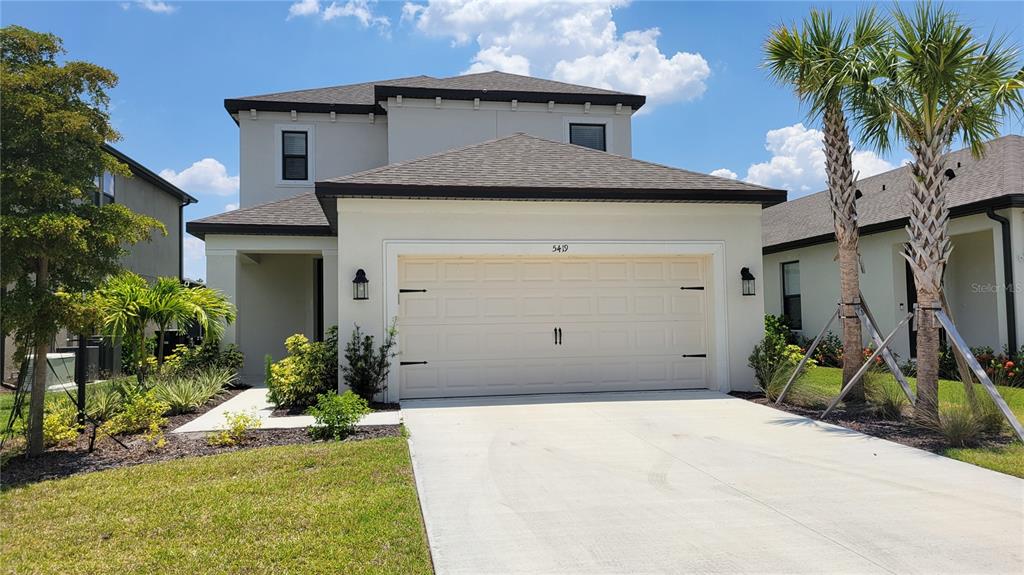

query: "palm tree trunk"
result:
(823, 104), (865, 402)
(27, 256), (49, 456)
(905, 134), (952, 423)
(157, 326), (166, 366)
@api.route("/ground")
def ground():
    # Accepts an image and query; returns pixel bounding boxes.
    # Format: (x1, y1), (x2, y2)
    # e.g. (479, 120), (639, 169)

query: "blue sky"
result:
(3, 1), (1021, 281)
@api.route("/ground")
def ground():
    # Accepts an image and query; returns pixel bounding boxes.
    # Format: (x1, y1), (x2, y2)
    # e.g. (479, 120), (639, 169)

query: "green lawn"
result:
(794, 366), (1024, 478)
(1, 389), (65, 432)
(1, 437), (433, 575)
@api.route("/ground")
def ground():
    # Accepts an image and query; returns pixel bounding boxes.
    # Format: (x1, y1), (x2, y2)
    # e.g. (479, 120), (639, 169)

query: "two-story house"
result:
(2, 144), (197, 384)
(187, 71), (786, 400)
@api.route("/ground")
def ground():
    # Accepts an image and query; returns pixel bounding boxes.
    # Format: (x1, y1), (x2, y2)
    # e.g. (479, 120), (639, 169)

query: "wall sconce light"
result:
(741, 267), (756, 296)
(352, 269), (369, 300)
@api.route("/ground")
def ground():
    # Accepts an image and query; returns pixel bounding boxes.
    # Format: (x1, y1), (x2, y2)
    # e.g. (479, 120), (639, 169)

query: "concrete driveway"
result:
(401, 391), (1023, 575)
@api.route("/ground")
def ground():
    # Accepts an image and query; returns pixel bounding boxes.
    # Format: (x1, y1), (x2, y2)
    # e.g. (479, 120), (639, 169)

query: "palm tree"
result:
(852, 2), (1023, 421)
(764, 8), (886, 400)
(98, 272), (237, 380)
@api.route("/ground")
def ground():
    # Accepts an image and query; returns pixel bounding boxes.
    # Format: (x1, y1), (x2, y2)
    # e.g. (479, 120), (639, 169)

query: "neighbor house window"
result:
(569, 123), (606, 151)
(781, 261), (802, 330)
(282, 131), (309, 181)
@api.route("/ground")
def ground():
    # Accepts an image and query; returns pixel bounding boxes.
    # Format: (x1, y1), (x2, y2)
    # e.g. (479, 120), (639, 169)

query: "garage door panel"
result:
(398, 256), (710, 398)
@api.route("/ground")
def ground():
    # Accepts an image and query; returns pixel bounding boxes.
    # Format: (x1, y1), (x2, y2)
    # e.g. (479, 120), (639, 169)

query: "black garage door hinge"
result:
(399, 289), (428, 294)
(681, 354), (707, 358)
(679, 286), (705, 291)
(400, 361), (429, 366)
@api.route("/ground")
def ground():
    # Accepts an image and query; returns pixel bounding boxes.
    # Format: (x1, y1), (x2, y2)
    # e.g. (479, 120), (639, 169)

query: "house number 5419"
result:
(552, 244), (569, 253)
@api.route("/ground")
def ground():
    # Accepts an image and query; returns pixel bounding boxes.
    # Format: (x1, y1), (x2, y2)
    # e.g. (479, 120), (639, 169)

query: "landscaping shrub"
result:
(930, 405), (985, 447)
(266, 329), (338, 409)
(99, 389), (168, 437)
(207, 411), (261, 446)
(85, 381), (125, 422)
(307, 391), (370, 440)
(864, 375), (907, 420)
(151, 367), (234, 415)
(42, 399), (80, 447)
(808, 332), (843, 368)
(342, 321), (398, 402)
(765, 314), (797, 344)
(749, 333), (814, 403)
(162, 342), (245, 378)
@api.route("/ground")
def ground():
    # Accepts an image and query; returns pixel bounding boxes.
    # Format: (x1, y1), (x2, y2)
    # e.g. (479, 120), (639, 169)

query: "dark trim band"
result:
(373, 85), (645, 110)
(186, 222), (334, 240)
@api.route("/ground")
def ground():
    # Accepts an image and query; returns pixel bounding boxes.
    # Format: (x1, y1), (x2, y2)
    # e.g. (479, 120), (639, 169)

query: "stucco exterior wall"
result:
(116, 172), (183, 281)
(763, 212), (1006, 360)
(385, 98), (633, 163)
(237, 110), (389, 208)
(205, 235), (337, 382)
(335, 198), (765, 398)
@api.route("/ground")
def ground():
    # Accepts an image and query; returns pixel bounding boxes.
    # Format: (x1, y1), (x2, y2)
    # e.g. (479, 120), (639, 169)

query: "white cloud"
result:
(289, 0), (391, 33)
(160, 158), (240, 197)
(710, 168), (738, 180)
(288, 0), (320, 19)
(225, 203), (238, 211)
(130, 0), (177, 14)
(743, 123), (895, 197)
(183, 235), (205, 282)
(400, 0), (709, 109)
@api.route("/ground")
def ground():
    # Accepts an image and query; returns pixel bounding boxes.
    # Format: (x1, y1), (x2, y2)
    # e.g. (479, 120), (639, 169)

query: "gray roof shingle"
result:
(186, 192), (331, 239)
(762, 135), (1024, 251)
(319, 133), (783, 198)
(224, 71), (645, 115)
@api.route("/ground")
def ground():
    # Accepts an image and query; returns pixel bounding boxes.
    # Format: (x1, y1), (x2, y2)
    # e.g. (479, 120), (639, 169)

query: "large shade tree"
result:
(0, 26), (164, 455)
(764, 8), (886, 399)
(853, 2), (1023, 420)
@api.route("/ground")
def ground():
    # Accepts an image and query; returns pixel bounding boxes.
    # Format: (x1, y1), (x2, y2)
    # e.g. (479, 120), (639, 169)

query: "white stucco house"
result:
(762, 135), (1024, 361)
(187, 71), (785, 400)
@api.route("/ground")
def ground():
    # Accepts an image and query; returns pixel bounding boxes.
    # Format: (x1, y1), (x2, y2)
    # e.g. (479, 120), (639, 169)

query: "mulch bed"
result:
(1, 425), (401, 487)
(731, 391), (1016, 453)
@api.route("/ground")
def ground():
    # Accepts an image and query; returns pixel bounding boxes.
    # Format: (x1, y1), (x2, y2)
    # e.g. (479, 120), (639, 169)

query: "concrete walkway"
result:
(172, 387), (400, 433)
(402, 390), (1024, 575)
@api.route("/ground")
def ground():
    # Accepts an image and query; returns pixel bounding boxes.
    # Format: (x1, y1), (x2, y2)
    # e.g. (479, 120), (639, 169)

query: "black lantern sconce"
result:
(741, 267), (756, 296)
(352, 269), (369, 300)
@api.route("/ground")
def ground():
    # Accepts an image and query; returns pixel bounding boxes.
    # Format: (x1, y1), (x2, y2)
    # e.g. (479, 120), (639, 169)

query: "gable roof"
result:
(224, 71), (646, 117)
(762, 135), (1024, 253)
(186, 192), (331, 240)
(103, 144), (197, 205)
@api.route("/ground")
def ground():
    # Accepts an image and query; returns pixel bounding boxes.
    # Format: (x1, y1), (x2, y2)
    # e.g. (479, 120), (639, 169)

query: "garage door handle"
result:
(681, 354), (706, 358)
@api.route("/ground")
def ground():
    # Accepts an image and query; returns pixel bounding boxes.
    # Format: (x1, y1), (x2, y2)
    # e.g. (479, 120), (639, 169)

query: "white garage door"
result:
(397, 256), (709, 399)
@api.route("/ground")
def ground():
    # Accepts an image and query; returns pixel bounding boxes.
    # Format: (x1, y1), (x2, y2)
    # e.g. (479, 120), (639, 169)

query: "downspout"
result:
(178, 202), (185, 280)
(986, 207), (1017, 351)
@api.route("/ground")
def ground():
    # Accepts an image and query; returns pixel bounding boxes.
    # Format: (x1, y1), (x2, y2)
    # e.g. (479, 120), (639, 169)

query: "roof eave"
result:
(186, 221), (335, 241)
(223, 99), (384, 118)
(373, 85), (646, 110)
(102, 144), (197, 205)
(762, 193), (1024, 255)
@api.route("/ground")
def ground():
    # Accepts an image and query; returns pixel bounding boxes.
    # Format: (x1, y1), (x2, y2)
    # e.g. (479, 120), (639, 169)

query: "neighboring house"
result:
(1, 145), (197, 384)
(188, 71), (785, 399)
(762, 135), (1024, 361)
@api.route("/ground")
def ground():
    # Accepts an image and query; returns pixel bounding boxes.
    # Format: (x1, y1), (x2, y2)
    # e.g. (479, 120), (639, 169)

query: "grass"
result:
(1, 437), (433, 575)
(793, 366), (1024, 478)
(0, 389), (64, 433)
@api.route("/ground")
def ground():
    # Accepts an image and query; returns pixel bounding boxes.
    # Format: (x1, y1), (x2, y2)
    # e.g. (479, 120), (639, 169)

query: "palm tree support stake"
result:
(933, 308), (1024, 443)
(855, 294), (915, 405)
(775, 304), (840, 406)
(822, 312), (914, 419)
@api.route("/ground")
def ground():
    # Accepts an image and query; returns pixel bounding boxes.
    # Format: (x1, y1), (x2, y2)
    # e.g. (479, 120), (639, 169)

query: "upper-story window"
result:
(569, 123), (607, 151)
(92, 171), (115, 206)
(781, 261), (802, 330)
(282, 131), (309, 181)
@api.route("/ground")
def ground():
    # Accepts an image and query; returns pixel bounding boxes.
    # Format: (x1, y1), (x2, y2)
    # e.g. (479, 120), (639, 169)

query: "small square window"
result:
(282, 131), (308, 181)
(569, 123), (606, 151)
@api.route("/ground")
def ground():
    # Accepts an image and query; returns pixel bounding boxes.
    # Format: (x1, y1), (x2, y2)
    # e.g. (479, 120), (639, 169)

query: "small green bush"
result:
(208, 411), (261, 446)
(163, 342), (245, 378)
(307, 391), (370, 440)
(267, 329), (339, 409)
(342, 322), (397, 402)
(810, 332), (843, 368)
(931, 405), (985, 447)
(865, 375), (908, 420)
(100, 389), (169, 437)
(85, 381), (125, 422)
(42, 399), (80, 447)
(151, 367), (234, 415)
